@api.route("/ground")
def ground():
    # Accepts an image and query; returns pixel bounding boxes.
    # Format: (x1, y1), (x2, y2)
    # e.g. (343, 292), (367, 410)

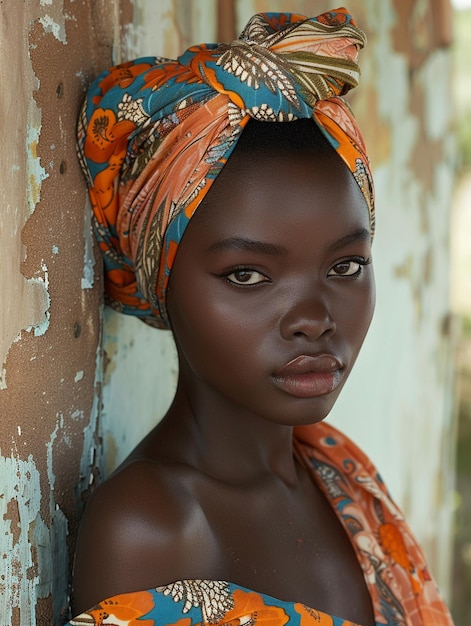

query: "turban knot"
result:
(77, 8), (374, 329)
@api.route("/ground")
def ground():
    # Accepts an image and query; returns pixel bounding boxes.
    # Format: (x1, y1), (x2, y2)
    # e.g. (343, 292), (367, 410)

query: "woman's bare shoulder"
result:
(72, 456), (211, 614)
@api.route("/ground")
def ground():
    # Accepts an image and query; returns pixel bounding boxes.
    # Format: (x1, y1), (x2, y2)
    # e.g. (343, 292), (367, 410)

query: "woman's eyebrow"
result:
(206, 237), (288, 256)
(328, 227), (370, 253)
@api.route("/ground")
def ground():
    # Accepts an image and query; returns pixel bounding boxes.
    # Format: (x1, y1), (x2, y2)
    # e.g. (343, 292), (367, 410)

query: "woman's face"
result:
(166, 134), (375, 427)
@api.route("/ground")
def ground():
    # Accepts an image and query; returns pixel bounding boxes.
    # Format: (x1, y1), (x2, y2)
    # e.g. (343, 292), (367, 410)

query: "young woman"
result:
(69, 9), (454, 626)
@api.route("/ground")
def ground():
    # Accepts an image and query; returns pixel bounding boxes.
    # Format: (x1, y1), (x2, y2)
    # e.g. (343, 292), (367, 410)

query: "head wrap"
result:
(77, 8), (374, 329)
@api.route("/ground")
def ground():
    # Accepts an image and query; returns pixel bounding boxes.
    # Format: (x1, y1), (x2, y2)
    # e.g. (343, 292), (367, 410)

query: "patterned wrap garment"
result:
(68, 424), (454, 625)
(77, 8), (374, 328)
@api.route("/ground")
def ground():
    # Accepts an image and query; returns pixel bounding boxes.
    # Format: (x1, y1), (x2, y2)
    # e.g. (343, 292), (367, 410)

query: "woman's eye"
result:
(225, 269), (267, 285)
(328, 258), (370, 277)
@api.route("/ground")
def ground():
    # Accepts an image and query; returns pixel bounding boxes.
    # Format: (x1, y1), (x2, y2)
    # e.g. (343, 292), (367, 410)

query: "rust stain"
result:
(392, 0), (434, 69)
(408, 79), (444, 235)
(217, 0), (236, 41)
(11, 607), (20, 626)
(4, 498), (21, 548)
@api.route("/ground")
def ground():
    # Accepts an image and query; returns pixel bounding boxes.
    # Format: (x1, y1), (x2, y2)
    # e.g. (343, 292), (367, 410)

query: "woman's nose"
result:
(279, 286), (336, 341)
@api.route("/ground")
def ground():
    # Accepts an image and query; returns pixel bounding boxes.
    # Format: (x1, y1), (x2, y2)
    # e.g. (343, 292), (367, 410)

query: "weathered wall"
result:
(0, 1), (457, 624)
(0, 2), (121, 623)
(324, 0), (457, 596)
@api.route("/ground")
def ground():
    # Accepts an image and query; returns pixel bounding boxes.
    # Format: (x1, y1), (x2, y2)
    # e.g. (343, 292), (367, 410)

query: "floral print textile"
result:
(69, 582), (360, 626)
(68, 423), (454, 626)
(76, 9), (374, 328)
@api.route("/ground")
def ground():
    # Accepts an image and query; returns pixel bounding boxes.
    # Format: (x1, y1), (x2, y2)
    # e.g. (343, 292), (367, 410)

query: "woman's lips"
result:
(272, 355), (343, 399)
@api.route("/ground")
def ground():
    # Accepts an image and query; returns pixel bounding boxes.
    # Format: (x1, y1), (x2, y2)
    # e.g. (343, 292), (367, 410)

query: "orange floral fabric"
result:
(76, 9), (374, 328)
(294, 422), (455, 625)
(68, 581), (359, 626)
(71, 590), (155, 626)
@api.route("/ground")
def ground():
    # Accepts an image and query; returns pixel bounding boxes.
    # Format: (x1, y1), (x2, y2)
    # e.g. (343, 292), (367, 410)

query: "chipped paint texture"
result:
(0, 455), (41, 625)
(0, 1), (115, 623)
(327, 1), (457, 599)
(0, 1), (457, 623)
(0, 78), (50, 390)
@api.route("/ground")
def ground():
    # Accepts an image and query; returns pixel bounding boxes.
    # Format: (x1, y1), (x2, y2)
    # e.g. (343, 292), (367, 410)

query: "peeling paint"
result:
(71, 409), (84, 421)
(81, 197), (96, 289)
(422, 49), (453, 141)
(0, 30), (51, 388)
(26, 123), (48, 212)
(28, 262), (50, 338)
(76, 326), (104, 507)
(39, 15), (67, 43)
(0, 454), (41, 626)
(38, 0), (68, 45)
(1, 2), (107, 621)
(1, 192), (50, 387)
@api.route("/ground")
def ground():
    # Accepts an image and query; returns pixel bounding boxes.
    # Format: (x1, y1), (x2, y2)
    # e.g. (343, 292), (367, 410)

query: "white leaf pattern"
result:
(216, 41), (301, 110)
(157, 580), (235, 624)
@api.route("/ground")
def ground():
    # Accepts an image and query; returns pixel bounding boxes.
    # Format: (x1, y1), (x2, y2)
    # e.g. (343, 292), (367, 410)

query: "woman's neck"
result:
(158, 377), (301, 487)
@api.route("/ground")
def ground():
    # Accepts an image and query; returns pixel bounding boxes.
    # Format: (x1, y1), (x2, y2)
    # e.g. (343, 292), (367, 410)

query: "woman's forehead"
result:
(202, 119), (358, 203)
(196, 123), (367, 220)
(185, 144), (370, 252)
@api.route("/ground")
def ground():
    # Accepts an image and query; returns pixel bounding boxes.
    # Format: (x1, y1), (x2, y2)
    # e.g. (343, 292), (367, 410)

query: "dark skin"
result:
(73, 120), (376, 625)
